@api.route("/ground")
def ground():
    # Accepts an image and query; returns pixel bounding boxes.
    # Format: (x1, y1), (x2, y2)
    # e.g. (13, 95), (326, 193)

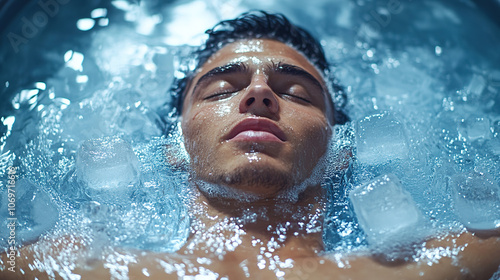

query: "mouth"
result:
(225, 118), (287, 143)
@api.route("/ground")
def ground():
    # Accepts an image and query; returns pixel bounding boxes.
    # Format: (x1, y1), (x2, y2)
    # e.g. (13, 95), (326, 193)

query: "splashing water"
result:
(0, 0), (499, 278)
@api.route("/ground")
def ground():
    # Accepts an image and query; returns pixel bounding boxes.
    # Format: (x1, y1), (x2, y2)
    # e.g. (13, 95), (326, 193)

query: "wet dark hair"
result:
(169, 10), (349, 124)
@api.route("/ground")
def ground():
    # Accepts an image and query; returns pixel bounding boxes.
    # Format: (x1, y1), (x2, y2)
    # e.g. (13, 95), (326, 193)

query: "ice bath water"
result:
(1, 0), (500, 278)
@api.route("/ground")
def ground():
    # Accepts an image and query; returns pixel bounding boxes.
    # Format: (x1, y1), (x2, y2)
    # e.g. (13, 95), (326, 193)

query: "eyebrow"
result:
(190, 61), (325, 97)
(270, 62), (325, 91)
(192, 62), (248, 95)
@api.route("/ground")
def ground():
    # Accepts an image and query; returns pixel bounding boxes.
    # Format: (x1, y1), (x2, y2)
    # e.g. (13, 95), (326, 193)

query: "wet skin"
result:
(181, 39), (334, 199)
(2, 39), (500, 280)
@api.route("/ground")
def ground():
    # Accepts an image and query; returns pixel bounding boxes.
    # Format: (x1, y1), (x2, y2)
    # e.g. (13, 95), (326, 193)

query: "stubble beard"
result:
(191, 161), (299, 203)
(189, 143), (329, 203)
(218, 165), (295, 197)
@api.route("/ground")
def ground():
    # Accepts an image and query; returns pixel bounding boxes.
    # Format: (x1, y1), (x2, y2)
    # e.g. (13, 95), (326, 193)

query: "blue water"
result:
(1, 0), (499, 278)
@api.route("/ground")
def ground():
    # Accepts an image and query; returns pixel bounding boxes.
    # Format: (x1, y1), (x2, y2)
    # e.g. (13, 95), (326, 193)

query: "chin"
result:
(190, 150), (325, 202)
(223, 151), (329, 202)
(226, 166), (290, 195)
(228, 159), (312, 200)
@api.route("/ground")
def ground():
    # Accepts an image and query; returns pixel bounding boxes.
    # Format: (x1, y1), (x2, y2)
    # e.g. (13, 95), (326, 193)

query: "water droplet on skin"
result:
(245, 152), (261, 163)
(215, 103), (232, 117)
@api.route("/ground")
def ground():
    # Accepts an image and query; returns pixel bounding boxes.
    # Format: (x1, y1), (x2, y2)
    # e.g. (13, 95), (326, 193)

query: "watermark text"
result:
(6, 0), (71, 53)
(5, 166), (18, 273)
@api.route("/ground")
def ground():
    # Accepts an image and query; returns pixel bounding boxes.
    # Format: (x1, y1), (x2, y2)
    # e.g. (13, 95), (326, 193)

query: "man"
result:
(2, 11), (500, 279)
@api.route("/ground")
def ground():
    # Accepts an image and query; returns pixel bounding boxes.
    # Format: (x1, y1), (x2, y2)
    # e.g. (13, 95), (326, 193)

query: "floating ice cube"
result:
(489, 135), (500, 156)
(489, 70), (500, 88)
(0, 179), (59, 248)
(355, 114), (409, 165)
(467, 74), (486, 96)
(136, 196), (190, 252)
(451, 172), (500, 231)
(76, 137), (140, 204)
(488, 121), (500, 156)
(458, 116), (491, 142)
(80, 173), (189, 253)
(349, 174), (422, 246)
(116, 108), (163, 141)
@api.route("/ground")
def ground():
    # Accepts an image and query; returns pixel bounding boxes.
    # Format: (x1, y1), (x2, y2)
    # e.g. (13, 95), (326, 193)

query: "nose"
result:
(239, 75), (279, 117)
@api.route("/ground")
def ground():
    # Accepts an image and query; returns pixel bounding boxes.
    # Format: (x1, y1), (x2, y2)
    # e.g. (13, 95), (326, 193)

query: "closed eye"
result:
(279, 93), (311, 104)
(203, 90), (237, 100)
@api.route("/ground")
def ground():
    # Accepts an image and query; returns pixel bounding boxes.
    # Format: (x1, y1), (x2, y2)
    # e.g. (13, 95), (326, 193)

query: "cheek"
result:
(287, 106), (330, 145)
(182, 107), (205, 154)
(292, 112), (331, 160)
(183, 117), (206, 157)
(281, 109), (330, 183)
(181, 103), (236, 153)
(308, 119), (331, 147)
(214, 102), (233, 117)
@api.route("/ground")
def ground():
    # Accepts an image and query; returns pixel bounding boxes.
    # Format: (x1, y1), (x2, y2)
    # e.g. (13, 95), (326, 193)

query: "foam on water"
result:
(1, 0), (500, 278)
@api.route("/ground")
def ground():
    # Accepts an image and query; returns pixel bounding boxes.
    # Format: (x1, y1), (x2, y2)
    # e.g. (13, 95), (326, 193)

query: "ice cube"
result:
(349, 174), (422, 246)
(467, 74), (486, 96)
(489, 135), (500, 156)
(489, 70), (500, 88)
(451, 172), (500, 231)
(458, 116), (491, 142)
(76, 137), (140, 204)
(355, 113), (409, 165)
(0, 179), (59, 248)
(138, 196), (190, 252)
(488, 121), (500, 156)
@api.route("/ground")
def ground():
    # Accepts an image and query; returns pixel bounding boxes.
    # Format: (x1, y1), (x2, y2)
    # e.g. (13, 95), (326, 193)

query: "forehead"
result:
(193, 39), (326, 84)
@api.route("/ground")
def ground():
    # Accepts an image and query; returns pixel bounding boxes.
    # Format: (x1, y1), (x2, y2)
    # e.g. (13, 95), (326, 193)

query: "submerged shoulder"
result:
(315, 231), (500, 280)
(1, 231), (499, 279)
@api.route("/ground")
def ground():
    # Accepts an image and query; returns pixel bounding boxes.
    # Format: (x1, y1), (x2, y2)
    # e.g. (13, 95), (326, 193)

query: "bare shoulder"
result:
(313, 231), (500, 280)
(0, 235), (89, 279)
(1, 231), (499, 279)
(0, 236), (219, 279)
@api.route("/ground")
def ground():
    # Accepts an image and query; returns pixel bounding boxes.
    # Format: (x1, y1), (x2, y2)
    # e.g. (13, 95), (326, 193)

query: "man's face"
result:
(181, 39), (333, 199)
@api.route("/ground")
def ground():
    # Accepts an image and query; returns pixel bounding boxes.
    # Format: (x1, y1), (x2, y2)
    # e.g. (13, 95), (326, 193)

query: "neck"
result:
(179, 182), (327, 260)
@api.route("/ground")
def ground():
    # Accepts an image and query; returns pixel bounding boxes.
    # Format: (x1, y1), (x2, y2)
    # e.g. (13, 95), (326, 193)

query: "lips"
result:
(225, 118), (287, 142)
